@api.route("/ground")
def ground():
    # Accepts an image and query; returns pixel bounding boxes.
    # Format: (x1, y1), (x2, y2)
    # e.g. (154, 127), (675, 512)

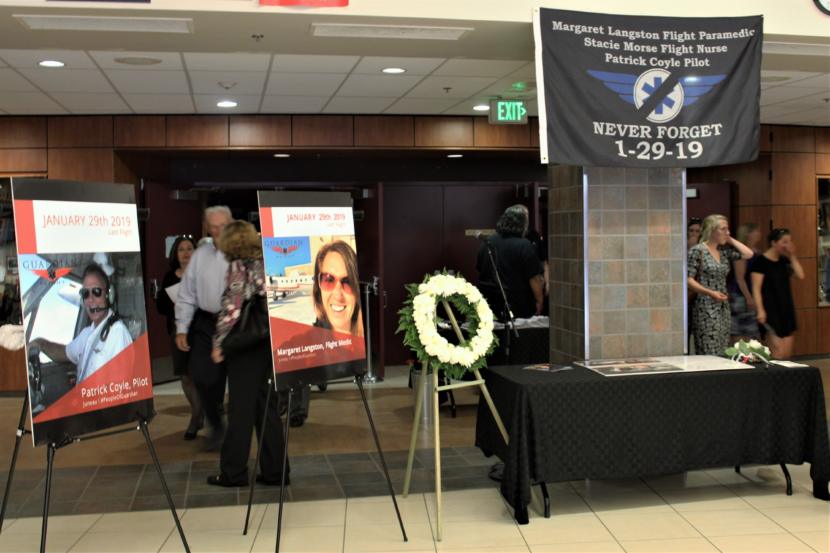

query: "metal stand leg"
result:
(432, 368), (442, 541)
(402, 365), (427, 497)
(780, 464), (792, 496)
(0, 395), (29, 534)
(538, 482), (550, 518)
(39, 444), (55, 553)
(140, 420), (190, 553)
(244, 378), (272, 535)
(355, 377), (407, 541)
(275, 389), (292, 553)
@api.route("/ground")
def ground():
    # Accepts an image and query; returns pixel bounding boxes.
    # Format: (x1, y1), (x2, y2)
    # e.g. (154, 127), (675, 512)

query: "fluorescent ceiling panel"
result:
(310, 23), (472, 41)
(337, 74), (422, 97)
(13, 14), (193, 34)
(266, 73), (346, 96)
(106, 69), (190, 94)
(271, 54), (359, 74)
(184, 53), (270, 72)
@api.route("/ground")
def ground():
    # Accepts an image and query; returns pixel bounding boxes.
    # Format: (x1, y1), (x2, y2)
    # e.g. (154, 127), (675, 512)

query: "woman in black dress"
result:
(751, 228), (805, 359)
(156, 235), (203, 440)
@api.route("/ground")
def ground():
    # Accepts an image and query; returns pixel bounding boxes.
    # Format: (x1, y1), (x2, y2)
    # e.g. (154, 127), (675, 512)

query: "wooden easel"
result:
(401, 299), (509, 540)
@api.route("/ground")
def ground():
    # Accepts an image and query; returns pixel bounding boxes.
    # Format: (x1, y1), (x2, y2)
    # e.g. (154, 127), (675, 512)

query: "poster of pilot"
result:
(11, 178), (152, 446)
(258, 191), (366, 388)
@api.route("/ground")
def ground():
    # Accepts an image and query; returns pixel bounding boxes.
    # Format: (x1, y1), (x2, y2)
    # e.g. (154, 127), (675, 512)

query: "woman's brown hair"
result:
(218, 221), (262, 260)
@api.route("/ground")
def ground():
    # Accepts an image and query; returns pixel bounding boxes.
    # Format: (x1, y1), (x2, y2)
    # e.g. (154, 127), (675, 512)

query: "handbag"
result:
(221, 294), (269, 353)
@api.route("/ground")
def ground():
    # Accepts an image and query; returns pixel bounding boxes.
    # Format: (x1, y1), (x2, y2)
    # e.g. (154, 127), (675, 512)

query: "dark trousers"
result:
(188, 310), (226, 433)
(221, 339), (287, 482)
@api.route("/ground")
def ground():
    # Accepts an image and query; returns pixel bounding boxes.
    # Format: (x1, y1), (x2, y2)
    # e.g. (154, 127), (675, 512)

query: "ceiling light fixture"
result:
(38, 60), (64, 68)
(382, 67), (406, 74)
(473, 104), (490, 112)
(216, 100), (238, 108)
(447, 153), (463, 158)
(273, 153), (291, 158)
(311, 22), (473, 41)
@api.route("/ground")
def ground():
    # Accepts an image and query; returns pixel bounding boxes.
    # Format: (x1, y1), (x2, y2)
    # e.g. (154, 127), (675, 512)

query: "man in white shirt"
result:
(175, 206), (232, 450)
(32, 264), (133, 384)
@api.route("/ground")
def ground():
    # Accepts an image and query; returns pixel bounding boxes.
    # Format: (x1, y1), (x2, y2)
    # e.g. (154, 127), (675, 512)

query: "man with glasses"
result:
(175, 206), (232, 450)
(31, 263), (132, 384)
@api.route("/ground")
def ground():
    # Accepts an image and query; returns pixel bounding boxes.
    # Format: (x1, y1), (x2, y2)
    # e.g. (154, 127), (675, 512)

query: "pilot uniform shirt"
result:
(67, 309), (133, 383)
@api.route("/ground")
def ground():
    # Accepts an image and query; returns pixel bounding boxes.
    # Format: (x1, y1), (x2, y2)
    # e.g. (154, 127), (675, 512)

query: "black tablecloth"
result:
(475, 364), (830, 523)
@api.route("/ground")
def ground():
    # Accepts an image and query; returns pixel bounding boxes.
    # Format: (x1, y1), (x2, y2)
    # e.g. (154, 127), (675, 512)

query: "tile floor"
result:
(1, 463), (828, 552)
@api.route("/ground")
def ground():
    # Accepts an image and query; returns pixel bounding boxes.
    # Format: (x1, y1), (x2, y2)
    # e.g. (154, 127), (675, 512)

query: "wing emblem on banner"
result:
(587, 69), (726, 124)
(272, 245), (299, 255)
(32, 267), (72, 282)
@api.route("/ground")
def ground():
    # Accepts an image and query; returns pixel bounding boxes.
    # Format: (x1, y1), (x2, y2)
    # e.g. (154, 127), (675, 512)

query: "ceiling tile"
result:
(184, 53), (271, 72)
(0, 68), (38, 92)
(271, 54), (358, 74)
(89, 51), (184, 70)
(51, 92), (130, 113)
(260, 96), (328, 113)
(352, 57), (445, 76)
(0, 49), (95, 69)
(106, 69), (190, 94)
(0, 91), (66, 114)
(123, 94), (194, 114)
(193, 94), (261, 114)
(405, 76), (496, 98)
(442, 99), (492, 116)
(323, 97), (395, 114)
(760, 70), (822, 89)
(761, 87), (829, 106)
(788, 107), (830, 125)
(507, 62), (537, 80)
(785, 73), (830, 89)
(266, 73), (346, 96)
(337, 74), (422, 97)
(474, 77), (537, 98)
(189, 71), (266, 95)
(433, 59), (527, 78)
(18, 68), (113, 93)
(384, 97), (460, 114)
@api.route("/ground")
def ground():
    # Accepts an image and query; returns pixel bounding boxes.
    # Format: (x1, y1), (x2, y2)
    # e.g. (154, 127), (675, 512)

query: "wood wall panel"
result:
(0, 117), (46, 148)
(771, 153), (816, 205)
(817, 127), (830, 154)
(771, 125), (815, 153)
(723, 155), (770, 207)
(166, 116), (229, 147)
(230, 115), (291, 147)
(736, 206), (771, 232)
(292, 115), (353, 146)
(48, 116), (113, 147)
(794, 308), (818, 356)
(354, 116), (414, 147)
(759, 125), (772, 153)
(0, 149), (47, 173)
(771, 205), (817, 258)
(414, 117), (473, 147)
(47, 148), (113, 182)
(114, 116), (166, 148)
(0, 348), (26, 391)
(818, 308), (830, 353)
(473, 118), (530, 148)
(792, 256), (817, 310)
(817, 154), (830, 175)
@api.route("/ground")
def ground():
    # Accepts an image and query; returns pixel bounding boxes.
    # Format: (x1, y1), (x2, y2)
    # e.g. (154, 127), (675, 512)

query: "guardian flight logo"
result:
(587, 69), (725, 124)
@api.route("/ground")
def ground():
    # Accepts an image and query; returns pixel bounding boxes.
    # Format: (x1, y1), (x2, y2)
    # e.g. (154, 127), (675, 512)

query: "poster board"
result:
(12, 178), (152, 446)
(576, 355), (753, 377)
(258, 191), (366, 388)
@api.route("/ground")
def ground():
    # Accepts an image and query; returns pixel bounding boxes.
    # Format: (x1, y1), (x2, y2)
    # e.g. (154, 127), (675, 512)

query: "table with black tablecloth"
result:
(475, 364), (830, 523)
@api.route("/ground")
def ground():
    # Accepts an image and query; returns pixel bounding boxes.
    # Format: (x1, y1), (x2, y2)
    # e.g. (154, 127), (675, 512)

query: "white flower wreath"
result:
(399, 273), (497, 379)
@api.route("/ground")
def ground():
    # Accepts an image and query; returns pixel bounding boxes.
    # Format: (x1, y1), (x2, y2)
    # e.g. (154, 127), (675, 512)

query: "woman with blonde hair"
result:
(729, 223), (763, 342)
(687, 214), (753, 355)
(207, 220), (287, 487)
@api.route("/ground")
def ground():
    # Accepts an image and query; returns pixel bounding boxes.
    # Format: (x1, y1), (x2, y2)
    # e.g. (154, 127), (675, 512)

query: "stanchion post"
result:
(432, 367), (442, 541)
(402, 363), (427, 497)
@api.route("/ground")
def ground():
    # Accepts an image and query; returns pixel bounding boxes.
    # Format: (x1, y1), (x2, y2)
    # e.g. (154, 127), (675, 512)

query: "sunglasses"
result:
(318, 273), (354, 295)
(79, 287), (104, 300)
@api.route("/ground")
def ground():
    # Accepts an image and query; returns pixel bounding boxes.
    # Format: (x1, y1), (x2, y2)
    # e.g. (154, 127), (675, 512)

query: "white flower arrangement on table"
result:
(725, 339), (771, 364)
(397, 272), (497, 380)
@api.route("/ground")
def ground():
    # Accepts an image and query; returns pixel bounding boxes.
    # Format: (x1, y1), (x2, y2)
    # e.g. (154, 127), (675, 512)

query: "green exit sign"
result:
(488, 100), (528, 125)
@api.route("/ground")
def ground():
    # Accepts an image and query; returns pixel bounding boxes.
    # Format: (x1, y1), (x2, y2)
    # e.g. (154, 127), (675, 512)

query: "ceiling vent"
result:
(310, 22), (473, 40)
(13, 14), (194, 34)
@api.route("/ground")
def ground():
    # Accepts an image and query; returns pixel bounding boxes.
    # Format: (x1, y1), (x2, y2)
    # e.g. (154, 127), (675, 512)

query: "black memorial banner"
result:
(533, 8), (762, 167)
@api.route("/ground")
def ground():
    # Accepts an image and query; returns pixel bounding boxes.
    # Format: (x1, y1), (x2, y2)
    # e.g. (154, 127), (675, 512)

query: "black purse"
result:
(221, 294), (269, 354)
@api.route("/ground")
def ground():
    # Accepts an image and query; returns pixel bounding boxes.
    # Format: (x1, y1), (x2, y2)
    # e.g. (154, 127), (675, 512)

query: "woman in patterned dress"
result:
(687, 215), (753, 355)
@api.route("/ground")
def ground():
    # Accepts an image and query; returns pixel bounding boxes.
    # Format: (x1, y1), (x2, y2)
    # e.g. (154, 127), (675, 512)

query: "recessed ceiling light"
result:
(273, 153), (291, 158)
(216, 100), (237, 108)
(38, 60), (64, 68)
(382, 67), (406, 74)
(114, 56), (162, 66)
(447, 154), (463, 158)
(473, 104), (490, 112)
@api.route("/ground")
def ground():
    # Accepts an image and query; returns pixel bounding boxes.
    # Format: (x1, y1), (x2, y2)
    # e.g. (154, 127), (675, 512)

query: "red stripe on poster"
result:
(13, 200), (37, 254)
(270, 317), (365, 373)
(33, 333), (152, 424)
(260, 208), (274, 238)
(260, 0), (347, 5)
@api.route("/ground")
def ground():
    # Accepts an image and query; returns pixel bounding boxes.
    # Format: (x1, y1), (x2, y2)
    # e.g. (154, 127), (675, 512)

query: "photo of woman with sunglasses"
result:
(311, 240), (363, 337)
(30, 263), (133, 384)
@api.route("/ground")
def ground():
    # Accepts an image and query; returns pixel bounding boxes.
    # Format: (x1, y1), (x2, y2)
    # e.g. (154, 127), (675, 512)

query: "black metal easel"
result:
(1, 406), (190, 553)
(242, 377), (408, 552)
(0, 394), (30, 534)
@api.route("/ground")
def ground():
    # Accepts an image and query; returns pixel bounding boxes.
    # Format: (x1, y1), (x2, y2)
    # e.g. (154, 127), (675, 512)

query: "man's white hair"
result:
(204, 205), (233, 220)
